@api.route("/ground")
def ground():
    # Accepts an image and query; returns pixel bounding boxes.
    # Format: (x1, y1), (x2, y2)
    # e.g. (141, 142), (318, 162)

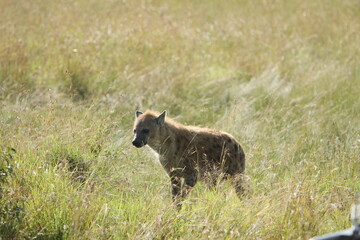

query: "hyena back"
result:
(132, 110), (245, 208)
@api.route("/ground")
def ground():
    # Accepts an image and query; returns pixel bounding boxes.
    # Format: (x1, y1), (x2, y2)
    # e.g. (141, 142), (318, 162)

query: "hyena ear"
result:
(135, 111), (143, 118)
(156, 110), (167, 126)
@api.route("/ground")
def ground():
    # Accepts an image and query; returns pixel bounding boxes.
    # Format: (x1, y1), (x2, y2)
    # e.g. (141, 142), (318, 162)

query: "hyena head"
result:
(132, 110), (166, 148)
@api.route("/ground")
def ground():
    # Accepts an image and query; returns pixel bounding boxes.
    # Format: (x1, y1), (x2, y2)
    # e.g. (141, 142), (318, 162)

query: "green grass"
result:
(1, 0), (359, 239)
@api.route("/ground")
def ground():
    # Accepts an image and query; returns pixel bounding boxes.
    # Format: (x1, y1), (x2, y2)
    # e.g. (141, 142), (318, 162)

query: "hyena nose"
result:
(132, 139), (143, 148)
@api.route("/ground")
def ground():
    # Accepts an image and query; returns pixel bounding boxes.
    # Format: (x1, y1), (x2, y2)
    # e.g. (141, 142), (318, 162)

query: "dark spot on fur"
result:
(227, 138), (232, 143)
(234, 144), (239, 152)
(213, 143), (221, 149)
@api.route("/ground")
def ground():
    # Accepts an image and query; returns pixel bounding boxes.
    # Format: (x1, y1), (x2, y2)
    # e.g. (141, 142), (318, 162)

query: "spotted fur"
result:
(132, 110), (245, 209)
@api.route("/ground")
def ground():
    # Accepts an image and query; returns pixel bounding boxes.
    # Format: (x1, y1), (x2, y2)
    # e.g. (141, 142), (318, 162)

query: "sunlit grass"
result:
(0, 0), (359, 239)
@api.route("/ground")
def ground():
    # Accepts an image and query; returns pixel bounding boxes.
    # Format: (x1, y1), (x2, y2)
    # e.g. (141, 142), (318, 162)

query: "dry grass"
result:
(0, 0), (359, 239)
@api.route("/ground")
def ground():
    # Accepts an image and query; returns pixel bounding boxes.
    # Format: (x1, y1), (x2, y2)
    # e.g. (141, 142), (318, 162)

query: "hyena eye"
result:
(133, 129), (136, 134)
(141, 129), (150, 134)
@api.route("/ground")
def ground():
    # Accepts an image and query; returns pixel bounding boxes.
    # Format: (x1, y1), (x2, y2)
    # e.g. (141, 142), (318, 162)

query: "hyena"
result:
(132, 110), (245, 209)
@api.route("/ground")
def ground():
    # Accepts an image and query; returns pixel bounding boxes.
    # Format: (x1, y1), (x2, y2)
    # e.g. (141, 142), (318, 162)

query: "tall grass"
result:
(0, 0), (359, 239)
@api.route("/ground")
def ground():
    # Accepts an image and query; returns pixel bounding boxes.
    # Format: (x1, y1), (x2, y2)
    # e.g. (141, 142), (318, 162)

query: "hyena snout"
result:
(132, 139), (143, 148)
(132, 136), (146, 148)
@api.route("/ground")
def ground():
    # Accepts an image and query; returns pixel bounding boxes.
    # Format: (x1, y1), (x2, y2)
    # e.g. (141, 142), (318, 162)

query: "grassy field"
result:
(1, 0), (359, 239)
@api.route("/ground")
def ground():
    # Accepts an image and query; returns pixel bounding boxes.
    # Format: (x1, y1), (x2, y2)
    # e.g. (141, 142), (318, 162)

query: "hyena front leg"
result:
(169, 168), (198, 210)
(169, 169), (183, 210)
(183, 169), (197, 197)
(170, 175), (182, 209)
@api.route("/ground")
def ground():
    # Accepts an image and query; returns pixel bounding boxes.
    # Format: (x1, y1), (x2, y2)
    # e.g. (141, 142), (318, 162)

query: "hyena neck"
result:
(148, 123), (173, 155)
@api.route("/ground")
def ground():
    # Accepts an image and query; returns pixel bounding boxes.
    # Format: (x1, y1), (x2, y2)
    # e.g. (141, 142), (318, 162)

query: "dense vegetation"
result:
(0, 0), (359, 239)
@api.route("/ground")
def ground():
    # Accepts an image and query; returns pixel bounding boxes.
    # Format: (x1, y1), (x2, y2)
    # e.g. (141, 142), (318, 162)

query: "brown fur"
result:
(132, 110), (245, 209)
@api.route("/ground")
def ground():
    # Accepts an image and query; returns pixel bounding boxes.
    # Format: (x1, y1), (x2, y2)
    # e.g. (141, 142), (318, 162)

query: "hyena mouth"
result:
(132, 140), (146, 148)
